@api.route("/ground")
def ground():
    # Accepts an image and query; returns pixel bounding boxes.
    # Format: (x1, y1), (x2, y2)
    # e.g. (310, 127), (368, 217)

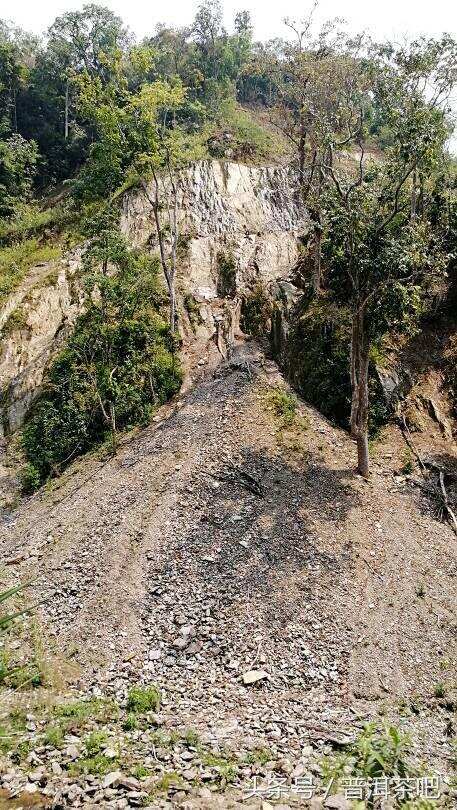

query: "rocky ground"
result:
(0, 340), (456, 808)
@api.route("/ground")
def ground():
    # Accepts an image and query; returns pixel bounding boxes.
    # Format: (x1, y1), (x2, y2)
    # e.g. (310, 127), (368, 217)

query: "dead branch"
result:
(399, 414), (457, 536)
(439, 471), (457, 535)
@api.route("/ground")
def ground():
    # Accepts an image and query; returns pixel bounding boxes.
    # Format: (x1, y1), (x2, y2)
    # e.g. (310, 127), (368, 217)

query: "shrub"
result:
(266, 386), (298, 427)
(321, 723), (414, 793)
(0, 135), (38, 221)
(126, 685), (161, 714)
(22, 228), (182, 485)
(19, 463), (41, 495)
(208, 100), (277, 163)
(351, 723), (412, 779)
(241, 283), (272, 337)
(272, 297), (389, 436)
(0, 305), (29, 338)
(0, 238), (61, 304)
(216, 250), (237, 298)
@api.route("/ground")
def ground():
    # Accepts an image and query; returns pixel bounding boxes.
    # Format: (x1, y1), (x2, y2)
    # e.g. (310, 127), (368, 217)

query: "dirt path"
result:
(1, 340), (456, 771)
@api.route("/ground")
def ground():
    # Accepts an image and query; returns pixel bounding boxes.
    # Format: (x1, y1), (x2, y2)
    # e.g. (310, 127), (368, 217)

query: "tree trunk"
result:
(350, 307), (370, 477)
(168, 163), (179, 333)
(141, 175), (178, 332)
(64, 79), (69, 140)
(299, 127), (306, 179)
(109, 402), (117, 454)
(349, 313), (360, 438)
(12, 88), (17, 132)
(356, 348), (370, 478)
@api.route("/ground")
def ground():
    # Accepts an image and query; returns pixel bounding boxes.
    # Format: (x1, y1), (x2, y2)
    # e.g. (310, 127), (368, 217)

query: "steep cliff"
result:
(0, 161), (307, 438)
(0, 249), (83, 437)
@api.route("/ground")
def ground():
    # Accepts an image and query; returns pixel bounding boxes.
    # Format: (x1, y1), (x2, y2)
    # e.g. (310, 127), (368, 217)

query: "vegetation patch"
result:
(21, 221), (182, 490)
(265, 386), (298, 427)
(321, 722), (415, 794)
(0, 305), (29, 338)
(216, 250), (237, 298)
(126, 684), (161, 714)
(183, 292), (202, 330)
(241, 283), (273, 337)
(272, 297), (389, 436)
(0, 238), (61, 306)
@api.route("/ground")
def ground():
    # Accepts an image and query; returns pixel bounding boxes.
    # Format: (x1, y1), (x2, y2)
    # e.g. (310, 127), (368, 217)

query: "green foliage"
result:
(84, 730), (108, 755)
(401, 448), (414, 474)
(434, 682), (446, 698)
(0, 580), (34, 632)
(0, 305), (28, 338)
(241, 283), (273, 337)
(0, 202), (72, 242)
(266, 386), (298, 427)
(201, 751), (238, 783)
(208, 99), (277, 162)
(122, 713), (137, 731)
(69, 752), (116, 777)
(273, 298), (390, 435)
(183, 293), (202, 330)
(321, 723), (413, 793)
(43, 723), (65, 748)
(183, 728), (201, 748)
(351, 723), (412, 779)
(154, 770), (183, 793)
(133, 764), (152, 779)
(216, 250), (237, 298)
(126, 684), (161, 714)
(21, 225), (182, 486)
(244, 747), (272, 765)
(0, 135), (38, 219)
(0, 238), (61, 304)
(0, 581), (44, 690)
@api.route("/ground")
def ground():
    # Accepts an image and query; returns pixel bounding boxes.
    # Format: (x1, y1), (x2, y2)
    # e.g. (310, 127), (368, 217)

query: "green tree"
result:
(0, 134), (38, 218)
(22, 220), (182, 486)
(314, 43), (453, 475)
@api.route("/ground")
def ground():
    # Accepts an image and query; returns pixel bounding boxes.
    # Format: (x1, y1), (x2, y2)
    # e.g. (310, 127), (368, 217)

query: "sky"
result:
(1, 0), (456, 148)
(1, 0), (456, 44)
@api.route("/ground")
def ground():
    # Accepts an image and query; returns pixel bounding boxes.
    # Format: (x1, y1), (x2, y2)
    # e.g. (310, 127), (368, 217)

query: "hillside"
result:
(0, 337), (457, 807)
(1, 4), (457, 807)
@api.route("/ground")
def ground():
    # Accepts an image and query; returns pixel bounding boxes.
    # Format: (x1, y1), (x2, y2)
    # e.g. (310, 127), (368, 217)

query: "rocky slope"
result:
(0, 340), (456, 807)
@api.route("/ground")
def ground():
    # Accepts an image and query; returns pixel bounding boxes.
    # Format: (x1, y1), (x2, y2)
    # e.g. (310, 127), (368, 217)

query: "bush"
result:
(272, 297), (389, 436)
(207, 100), (277, 163)
(126, 685), (161, 714)
(217, 250), (237, 298)
(241, 283), (272, 337)
(0, 135), (38, 220)
(19, 463), (41, 495)
(266, 386), (298, 427)
(22, 227), (182, 485)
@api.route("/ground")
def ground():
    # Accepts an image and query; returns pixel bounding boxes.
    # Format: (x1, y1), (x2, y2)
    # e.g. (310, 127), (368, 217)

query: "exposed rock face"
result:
(121, 160), (308, 301)
(0, 251), (82, 437)
(0, 161), (307, 438)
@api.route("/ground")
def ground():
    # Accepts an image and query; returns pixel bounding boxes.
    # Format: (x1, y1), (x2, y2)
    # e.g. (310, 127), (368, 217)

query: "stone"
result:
(119, 776), (141, 791)
(28, 769), (44, 782)
(242, 669), (269, 685)
(102, 770), (123, 789)
(67, 784), (83, 801)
